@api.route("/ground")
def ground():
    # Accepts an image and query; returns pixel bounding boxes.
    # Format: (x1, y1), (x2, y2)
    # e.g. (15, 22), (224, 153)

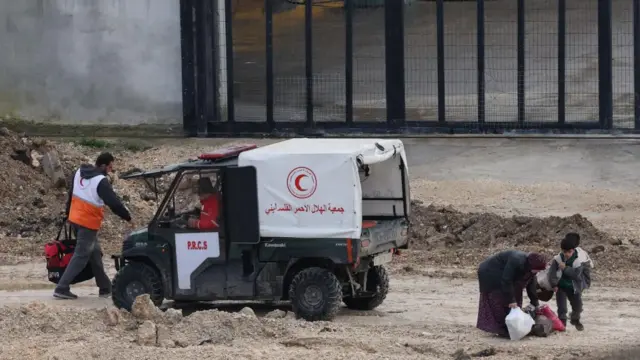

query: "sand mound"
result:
(0, 301), (107, 335)
(0, 296), (329, 360)
(0, 128), (71, 255)
(0, 128), (158, 256)
(408, 200), (615, 250)
(406, 200), (637, 273)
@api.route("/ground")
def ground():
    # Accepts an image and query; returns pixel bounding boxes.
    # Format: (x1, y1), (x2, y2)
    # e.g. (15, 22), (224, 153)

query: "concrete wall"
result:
(0, 0), (183, 125)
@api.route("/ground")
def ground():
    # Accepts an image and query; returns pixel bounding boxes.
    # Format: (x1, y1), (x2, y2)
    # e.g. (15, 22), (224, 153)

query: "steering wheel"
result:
(174, 213), (193, 228)
(171, 217), (187, 229)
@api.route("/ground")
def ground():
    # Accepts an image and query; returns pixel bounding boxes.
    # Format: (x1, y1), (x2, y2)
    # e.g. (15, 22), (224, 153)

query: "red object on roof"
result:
(198, 144), (257, 160)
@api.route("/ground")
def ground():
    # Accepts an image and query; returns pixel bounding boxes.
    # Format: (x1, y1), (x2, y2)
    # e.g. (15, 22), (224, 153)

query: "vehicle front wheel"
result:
(343, 265), (389, 310)
(289, 267), (342, 321)
(112, 261), (164, 311)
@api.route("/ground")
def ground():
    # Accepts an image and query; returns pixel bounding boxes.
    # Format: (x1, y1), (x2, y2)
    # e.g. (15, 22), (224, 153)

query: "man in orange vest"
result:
(53, 152), (133, 300)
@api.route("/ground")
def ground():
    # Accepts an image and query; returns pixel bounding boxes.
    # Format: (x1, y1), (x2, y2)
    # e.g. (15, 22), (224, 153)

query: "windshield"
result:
(155, 169), (220, 227)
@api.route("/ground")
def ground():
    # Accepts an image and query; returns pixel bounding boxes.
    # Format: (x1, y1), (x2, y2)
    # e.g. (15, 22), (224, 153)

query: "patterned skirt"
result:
(476, 289), (524, 337)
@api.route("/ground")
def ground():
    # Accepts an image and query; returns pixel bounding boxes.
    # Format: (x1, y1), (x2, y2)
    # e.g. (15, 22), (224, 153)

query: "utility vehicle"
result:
(111, 139), (410, 321)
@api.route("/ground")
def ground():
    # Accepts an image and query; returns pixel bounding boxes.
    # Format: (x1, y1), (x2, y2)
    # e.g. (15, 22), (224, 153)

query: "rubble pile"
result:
(0, 128), (70, 254)
(115, 295), (299, 348)
(408, 200), (615, 250)
(0, 295), (307, 355)
(0, 295), (425, 359)
(407, 200), (637, 271)
(0, 128), (157, 255)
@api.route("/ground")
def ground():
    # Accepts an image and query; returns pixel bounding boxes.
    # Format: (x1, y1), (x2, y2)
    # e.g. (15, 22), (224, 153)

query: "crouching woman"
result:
(476, 250), (548, 337)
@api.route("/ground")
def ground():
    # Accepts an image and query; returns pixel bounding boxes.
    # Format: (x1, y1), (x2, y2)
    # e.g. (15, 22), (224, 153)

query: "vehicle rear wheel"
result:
(343, 265), (389, 310)
(112, 261), (164, 311)
(289, 267), (342, 321)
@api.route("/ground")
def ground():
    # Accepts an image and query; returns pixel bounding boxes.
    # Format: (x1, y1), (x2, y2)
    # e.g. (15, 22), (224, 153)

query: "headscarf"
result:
(526, 252), (547, 271)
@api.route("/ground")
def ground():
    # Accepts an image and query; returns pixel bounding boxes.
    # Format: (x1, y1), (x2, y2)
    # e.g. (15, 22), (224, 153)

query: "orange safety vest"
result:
(67, 169), (106, 230)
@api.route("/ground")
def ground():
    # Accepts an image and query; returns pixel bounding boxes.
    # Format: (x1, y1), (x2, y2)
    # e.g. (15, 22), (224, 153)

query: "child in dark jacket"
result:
(548, 233), (593, 331)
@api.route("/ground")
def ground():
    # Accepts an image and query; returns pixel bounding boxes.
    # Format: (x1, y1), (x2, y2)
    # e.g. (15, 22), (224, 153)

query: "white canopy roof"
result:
(239, 138), (405, 165)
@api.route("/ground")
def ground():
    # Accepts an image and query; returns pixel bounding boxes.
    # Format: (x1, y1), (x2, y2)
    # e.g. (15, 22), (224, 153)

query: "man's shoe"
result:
(570, 319), (584, 331)
(53, 290), (78, 300)
(98, 289), (112, 298)
(560, 319), (567, 327)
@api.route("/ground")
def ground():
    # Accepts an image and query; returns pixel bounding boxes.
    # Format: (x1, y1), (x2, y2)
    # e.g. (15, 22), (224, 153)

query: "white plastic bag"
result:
(505, 308), (535, 341)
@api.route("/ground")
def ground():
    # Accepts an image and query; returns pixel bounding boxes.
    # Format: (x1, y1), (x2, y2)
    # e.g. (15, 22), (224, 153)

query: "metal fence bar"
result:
(477, 0), (485, 125)
(195, 0), (211, 135)
(183, 0), (628, 136)
(384, 0), (406, 127)
(208, 0), (219, 124)
(436, 0), (445, 124)
(304, 0), (314, 129)
(180, 0), (196, 136)
(598, 0), (613, 129)
(345, 0), (354, 126)
(517, 0), (525, 125)
(224, 0), (235, 123)
(265, 0), (275, 129)
(558, 0), (566, 125)
(634, 0), (640, 129)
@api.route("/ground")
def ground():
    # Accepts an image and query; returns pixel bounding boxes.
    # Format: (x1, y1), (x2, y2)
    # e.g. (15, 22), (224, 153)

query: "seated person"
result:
(187, 177), (221, 230)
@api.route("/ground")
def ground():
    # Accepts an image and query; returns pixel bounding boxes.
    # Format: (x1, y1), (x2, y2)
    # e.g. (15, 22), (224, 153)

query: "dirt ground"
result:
(1, 132), (640, 359)
(1, 274), (639, 360)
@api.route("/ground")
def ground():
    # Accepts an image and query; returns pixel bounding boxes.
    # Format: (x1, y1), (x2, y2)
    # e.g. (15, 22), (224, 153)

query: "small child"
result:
(548, 232), (593, 331)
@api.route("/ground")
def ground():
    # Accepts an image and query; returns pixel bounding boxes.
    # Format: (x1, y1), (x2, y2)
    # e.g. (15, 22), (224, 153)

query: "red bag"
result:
(44, 222), (95, 284)
(537, 304), (565, 332)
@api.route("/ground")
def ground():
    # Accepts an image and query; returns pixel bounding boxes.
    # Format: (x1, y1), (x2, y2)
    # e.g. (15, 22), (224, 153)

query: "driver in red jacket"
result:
(187, 177), (221, 230)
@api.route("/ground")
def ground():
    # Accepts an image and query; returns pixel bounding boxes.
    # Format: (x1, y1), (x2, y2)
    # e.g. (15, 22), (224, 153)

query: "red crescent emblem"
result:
(294, 174), (307, 192)
(287, 167), (317, 199)
(79, 178), (85, 187)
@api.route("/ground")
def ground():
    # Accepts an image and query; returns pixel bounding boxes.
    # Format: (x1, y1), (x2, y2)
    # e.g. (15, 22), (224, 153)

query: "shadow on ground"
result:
(168, 301), (291, 316)
(164, 300), (389, 318)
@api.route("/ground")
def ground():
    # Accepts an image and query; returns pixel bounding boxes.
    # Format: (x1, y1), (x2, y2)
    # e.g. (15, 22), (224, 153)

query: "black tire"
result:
(288, 267), (343, 321)
(112, 261), (164, 311)
(343, 265), (389, 310)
